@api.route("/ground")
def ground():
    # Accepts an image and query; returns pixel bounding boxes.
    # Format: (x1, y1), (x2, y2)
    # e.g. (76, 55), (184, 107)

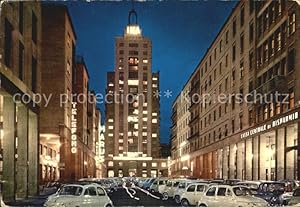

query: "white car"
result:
(180, 183), (209, 206)
(162, 179), (182, 199)
(174, 180), (206, 204)
(150, 178), (168, 193)
(197, 185), (268, 207)
(44, 184), (113, 207)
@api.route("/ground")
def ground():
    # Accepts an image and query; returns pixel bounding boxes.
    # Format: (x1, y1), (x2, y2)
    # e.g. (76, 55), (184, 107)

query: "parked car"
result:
(180, 182), (210, 206)
(236, 181), (261, 194)
(256, 181), (293, 205)
(197, 185), (268, 207)
(223, 179), (241, 186)
(161, 179), (182, 200)
(143, 178), (157, 191)
(44, 183), (113, 207)
(288, 187), (300, 206)
(173, 180), (192, 203)
(137, 178), (147, 188)
(149, 178), (167, 193)
(174, 180), (207, 204)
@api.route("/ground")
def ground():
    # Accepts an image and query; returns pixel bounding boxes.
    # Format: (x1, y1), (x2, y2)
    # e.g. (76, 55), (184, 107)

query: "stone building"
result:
(0, 1), (41, 201)
(170, 81), (191, 177)
(40, 4), (77, 183)
(172, 0), (300, 181)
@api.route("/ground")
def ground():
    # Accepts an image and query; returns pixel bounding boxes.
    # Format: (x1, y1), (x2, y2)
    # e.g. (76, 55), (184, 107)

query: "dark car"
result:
(256, 181), (293, 205)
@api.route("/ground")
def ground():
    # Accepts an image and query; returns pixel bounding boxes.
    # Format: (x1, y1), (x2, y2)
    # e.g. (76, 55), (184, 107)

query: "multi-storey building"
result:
(0, 1), (41, 201)
(73, 57), (99, 179)
(173, 0), (300, 181)
(40, 4), (77, 183)
(105, 9), (167, 177)
(170, 82), (191, 177)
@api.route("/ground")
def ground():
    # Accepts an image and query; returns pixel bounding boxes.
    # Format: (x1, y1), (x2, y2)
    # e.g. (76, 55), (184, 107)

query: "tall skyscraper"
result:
(105, 9), (167, 177)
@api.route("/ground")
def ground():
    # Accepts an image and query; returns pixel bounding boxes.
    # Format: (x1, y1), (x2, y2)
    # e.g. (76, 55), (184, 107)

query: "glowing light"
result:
(180, 154), (190, 162)
(125, 25), (142, 36)
(71, 102), (77, 154)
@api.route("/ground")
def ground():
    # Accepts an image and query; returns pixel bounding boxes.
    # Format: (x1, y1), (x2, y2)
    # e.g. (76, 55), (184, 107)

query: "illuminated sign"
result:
(71, 102), (77, 153)
(99, 127), (105, 162)
(241, 111), (299, 139)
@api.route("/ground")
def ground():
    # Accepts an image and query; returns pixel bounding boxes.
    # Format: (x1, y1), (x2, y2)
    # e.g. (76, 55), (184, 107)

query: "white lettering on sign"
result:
(71, 102), (77, 153)
(241, 111), (299, 139)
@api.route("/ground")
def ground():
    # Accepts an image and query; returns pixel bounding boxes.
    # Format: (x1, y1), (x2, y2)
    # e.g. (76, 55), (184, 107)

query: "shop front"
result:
(192, 109), (300, 181)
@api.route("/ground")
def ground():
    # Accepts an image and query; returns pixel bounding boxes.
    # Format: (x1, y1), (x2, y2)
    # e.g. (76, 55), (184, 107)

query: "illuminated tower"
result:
(105, 9), (161, 177)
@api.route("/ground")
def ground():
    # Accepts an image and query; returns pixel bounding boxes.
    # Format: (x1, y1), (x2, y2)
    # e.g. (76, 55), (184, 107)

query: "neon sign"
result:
(71, 102), (77, 153)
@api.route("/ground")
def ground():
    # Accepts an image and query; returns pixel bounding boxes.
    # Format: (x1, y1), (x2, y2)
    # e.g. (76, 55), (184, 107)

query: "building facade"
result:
(170, 82), (191, 177)
(40, 4), (77, 183)
(0, 1), (41, 201)
(105, 9), (167, 177)
(172, 0), (300, 181)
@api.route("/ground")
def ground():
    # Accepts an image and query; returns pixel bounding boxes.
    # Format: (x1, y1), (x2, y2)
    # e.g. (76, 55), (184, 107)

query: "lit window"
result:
(108, 119), (114, 123)
(152, 119), (157, 123)
(128, 132), (132, 136)
(152, 112), (157, 116)
(152, 84), (157, 88)
(108, 133), (113, 137)
(152, 133), (157, 138)
(142, 162), (147, 167)
(143, 81), (148, 85)
(119, 139), (123, 143)
(143, 117), (148, 122)
(142, 132), (147, 136)
(143, 103), (148, 107)
(161, 162), (167, 168)
(119, 80), (124, 84)
(118, 66), (123, 70)
(128, 80), (139, 85)
(108, 126), (114, 129)
(119, 146), (123, 151)
(143, 59), (148, 63)
(152, 162), (157, 167)
(152, 77), (158, 81)
(143, 111), (148, 114)
(108, 161), (114, 167)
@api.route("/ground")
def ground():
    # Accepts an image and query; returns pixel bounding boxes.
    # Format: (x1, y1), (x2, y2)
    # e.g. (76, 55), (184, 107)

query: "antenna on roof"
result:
(128, 0), (138, 25)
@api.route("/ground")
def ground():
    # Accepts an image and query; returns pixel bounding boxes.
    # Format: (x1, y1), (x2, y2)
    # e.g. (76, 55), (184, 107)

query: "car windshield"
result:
(59, 186), (83, 196)
(233, 187), (252, 196)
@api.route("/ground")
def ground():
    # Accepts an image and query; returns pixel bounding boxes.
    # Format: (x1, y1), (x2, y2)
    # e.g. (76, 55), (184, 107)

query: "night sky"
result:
(65, 0), (237, 144)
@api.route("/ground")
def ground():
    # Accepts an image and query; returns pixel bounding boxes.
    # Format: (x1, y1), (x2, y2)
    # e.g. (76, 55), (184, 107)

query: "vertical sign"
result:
(71, 102), (77, 153)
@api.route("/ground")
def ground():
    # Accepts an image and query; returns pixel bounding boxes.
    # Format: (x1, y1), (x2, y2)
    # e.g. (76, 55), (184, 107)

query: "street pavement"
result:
(4, 186), (180, 207)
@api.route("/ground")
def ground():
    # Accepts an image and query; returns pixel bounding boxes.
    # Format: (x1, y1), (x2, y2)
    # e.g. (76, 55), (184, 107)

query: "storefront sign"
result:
(241, 111), (299, 139)
(71, 102), (77, 153)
